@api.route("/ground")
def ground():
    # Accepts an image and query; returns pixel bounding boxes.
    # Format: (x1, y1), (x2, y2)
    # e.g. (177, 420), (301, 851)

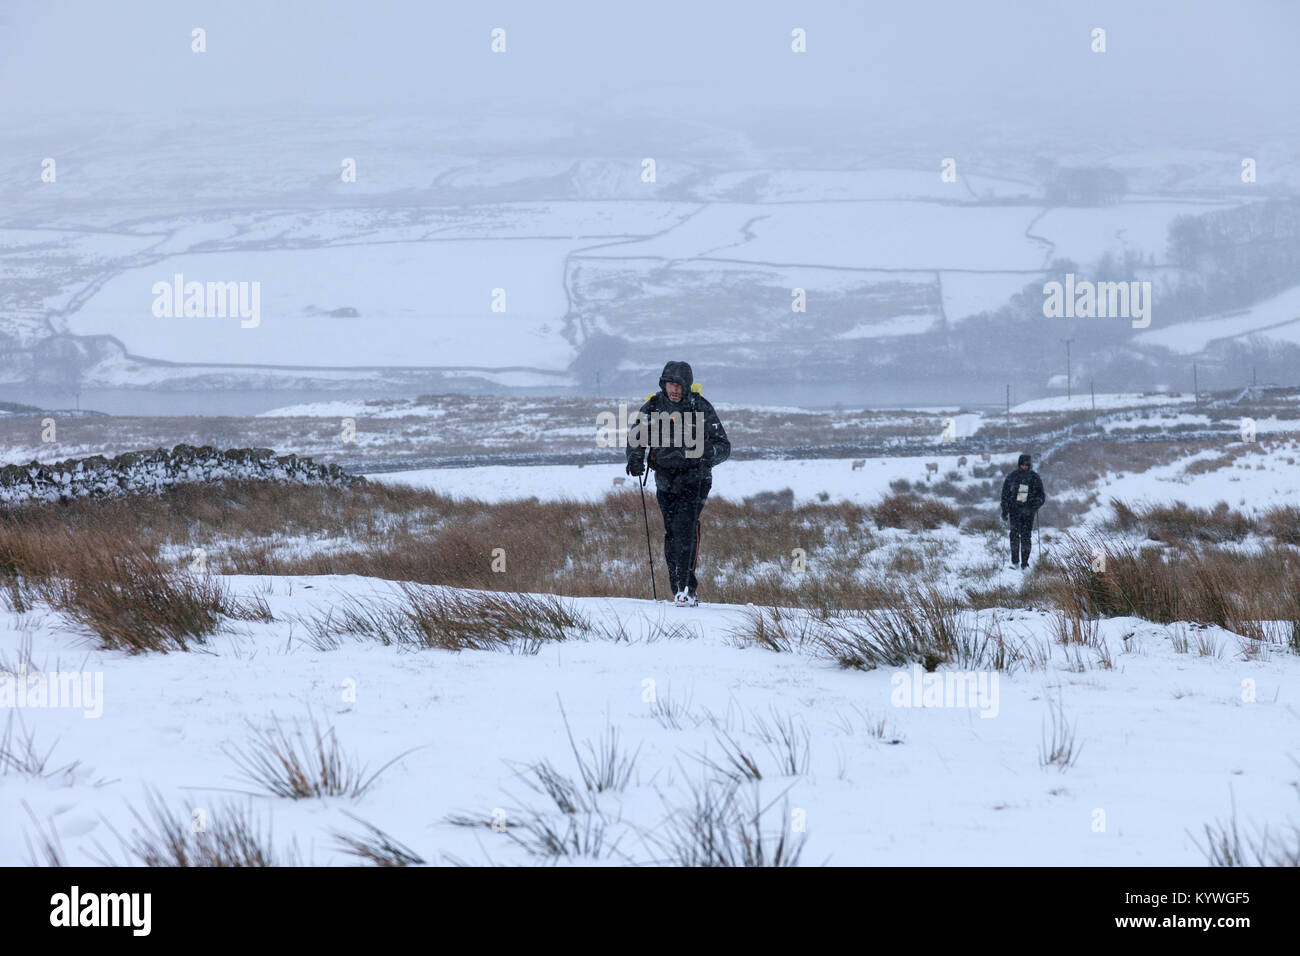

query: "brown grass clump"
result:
(868, 492), (959, 531)
(330, 813), (426, 866)
(733, 585), (1037, 673)
(223, 711), (412, 799)
(295, 583), (586, 653)
(1261, 504), (1300, 546)
(95, 790), (300, 867)
(1194, 793), (1300, 867)
(0, 520), (268, 652)
(1105, 499), (1252, 544)
(1044, 531), (1300, 639)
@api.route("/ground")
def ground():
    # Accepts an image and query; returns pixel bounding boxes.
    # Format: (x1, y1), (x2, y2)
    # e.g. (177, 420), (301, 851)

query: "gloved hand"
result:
(626, 457), (644, 477)
(1001, 513), (1008, 525)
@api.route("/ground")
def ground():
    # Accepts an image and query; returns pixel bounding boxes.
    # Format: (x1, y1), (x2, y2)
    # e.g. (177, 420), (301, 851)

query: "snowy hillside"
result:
(5, 104), (1299, 405)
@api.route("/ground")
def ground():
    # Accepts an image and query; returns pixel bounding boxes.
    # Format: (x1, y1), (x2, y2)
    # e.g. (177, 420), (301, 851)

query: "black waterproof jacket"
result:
(1001, 467), (1046, 519)
(626, 361), (731, 473)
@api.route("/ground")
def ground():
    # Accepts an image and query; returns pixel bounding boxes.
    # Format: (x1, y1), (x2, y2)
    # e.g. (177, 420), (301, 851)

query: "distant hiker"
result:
(1001, 453), (1046, 570)
(626, 361), (730, 606)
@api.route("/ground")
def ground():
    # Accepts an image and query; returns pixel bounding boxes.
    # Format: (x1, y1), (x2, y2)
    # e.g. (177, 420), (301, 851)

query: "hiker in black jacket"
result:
(626, 361), (730, 606)
(1001, 453), (1046, 570)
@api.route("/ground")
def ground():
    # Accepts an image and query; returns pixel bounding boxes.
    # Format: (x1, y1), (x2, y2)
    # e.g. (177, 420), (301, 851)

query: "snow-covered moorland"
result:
(3, 572), (1298, 867)
(2, 445), (1299, 866)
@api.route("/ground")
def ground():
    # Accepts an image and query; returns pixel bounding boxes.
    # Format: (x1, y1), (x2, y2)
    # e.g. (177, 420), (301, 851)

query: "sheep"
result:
(851, 459), (865, 471)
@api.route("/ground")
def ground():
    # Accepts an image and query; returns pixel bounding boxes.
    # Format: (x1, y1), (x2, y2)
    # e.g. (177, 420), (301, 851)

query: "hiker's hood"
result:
(1018, 454), (1032, 467)
(658, 361), (694, 395)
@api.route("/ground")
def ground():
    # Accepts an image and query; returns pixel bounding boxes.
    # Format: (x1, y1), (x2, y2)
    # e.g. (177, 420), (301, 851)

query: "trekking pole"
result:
(638, 466), (658, 601)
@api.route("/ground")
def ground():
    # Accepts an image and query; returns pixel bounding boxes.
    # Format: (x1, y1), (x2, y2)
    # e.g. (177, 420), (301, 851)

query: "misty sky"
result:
(1, 0), (1296, 136)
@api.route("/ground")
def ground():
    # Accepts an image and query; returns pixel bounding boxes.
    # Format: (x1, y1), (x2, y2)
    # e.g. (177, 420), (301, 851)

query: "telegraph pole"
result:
(1193, 363), (1199, 406)
(1062, 338), (1074, 401)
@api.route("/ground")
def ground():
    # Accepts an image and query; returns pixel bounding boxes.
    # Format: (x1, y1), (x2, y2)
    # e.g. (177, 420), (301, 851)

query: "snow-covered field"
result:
(64, 240), (578, 368)
(3, 573), (1297, 867)
(364, 433), (1300, 515)
(1032, 201), (1224, 265)
(367, 454), (981, 506)
(12, 105), (1294, 398)
(620, 202), (1045, 270)
(1136, 284), (1300, 355)
(1080, 436), (1300, 518)
(1008, 392), (1199, 414)
(5, 417), (1296, 867)
(695, 168), (1036, 203)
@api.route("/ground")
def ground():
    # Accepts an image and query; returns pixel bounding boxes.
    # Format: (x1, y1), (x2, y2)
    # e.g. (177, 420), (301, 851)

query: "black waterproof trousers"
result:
(655, 467), (711, 595)
(1009, 511), (1036, 565)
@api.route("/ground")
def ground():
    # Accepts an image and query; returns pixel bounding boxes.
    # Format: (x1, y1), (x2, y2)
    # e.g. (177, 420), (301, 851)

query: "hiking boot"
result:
(1020, 562), (1029, 571)
(673, 588), (690, 607)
